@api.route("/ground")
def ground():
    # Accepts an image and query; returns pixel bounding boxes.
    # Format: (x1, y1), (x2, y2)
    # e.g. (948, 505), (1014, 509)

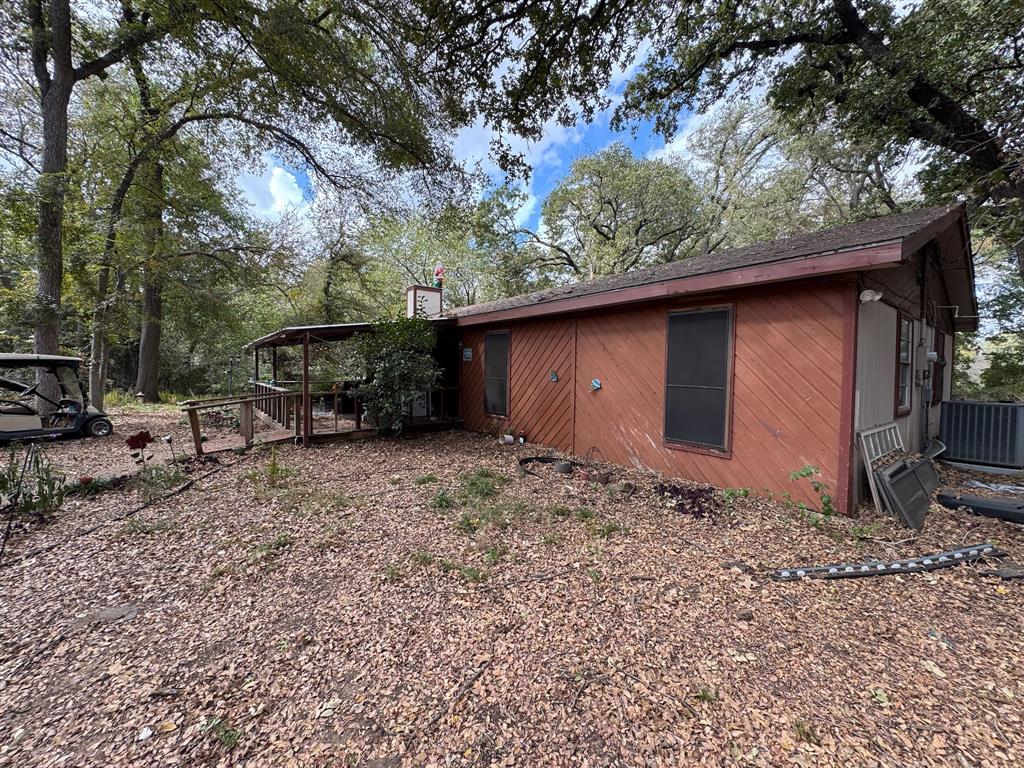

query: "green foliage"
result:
(610, 1), (1024, 247)
(432, 489), (456, 511)
(588, 520), (625, 540)
(202, 717), (242, 749)
(695, 687), (718, 704)
(133, 465), (185, 502)
(249, 447), (293, 489)
(549, 504), (571, 520)
(414, 474), (439, 485)
(248, 534), (294, 564)
(483, 544), (507, 565)
(458, 468), (507, 500)
(721, 487), (750, 505)
(980, 335), (1024, 401)
(454, 506), (508, 535)
(534, 143), (708, 278)
(409, 550), (436, 566)
(789, 465), (836, 528)
(0, 445), (67, 521)
(792, 719), (821, 746)
(345, 316), (440, 434)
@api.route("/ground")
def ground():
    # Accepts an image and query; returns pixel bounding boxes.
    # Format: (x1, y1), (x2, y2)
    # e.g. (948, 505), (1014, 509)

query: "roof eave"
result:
(454, 241), (904, 327)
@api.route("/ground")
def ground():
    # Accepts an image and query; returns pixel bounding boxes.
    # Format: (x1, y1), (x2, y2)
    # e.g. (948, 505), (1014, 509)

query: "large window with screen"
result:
(483, 331), (509, 417)
(664, 307), (733, 451)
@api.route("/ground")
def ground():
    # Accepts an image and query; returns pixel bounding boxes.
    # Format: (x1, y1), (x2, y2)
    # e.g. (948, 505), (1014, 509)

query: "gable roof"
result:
(450, 203), (972, 326)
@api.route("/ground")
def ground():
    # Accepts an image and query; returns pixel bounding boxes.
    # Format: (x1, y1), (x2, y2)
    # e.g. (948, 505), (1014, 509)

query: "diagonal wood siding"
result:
(460, 318), (575, 451)
(459, 280), (851, 508)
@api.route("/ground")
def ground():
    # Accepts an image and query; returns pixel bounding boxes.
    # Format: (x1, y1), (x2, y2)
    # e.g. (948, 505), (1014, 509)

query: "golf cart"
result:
(0, 354), (112, 441)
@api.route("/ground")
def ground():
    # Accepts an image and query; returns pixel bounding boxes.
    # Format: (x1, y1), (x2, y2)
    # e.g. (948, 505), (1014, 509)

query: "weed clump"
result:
(202, 717), (242, 748)
(455, 506), (508, 535)
(134, 465), (185, 501)
(432, 489), (456, 511)
(459, 468), (507, 500)
(248, 534), (293, 564)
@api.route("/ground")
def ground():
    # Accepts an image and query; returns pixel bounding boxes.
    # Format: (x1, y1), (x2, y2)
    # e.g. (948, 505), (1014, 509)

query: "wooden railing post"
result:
(240, 400), (254, 445)
(185, 403), (204, 456)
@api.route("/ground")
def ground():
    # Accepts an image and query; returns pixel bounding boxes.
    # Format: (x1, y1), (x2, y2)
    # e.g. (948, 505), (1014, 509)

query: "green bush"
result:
(0, 445), (66, 521)
(345, 316), (441, 434)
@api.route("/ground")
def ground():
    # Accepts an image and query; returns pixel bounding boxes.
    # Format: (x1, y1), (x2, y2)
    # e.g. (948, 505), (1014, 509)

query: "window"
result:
(483, 331), (509, 417)
(931, 330), (945, 406)
(895, 315), (913, 415)
(664, 307), (733, 451)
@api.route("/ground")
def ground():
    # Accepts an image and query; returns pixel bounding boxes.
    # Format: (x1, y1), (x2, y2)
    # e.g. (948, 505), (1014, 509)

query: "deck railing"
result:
(181, 391), (302, 456)
(253, 381), (294, 430)
(181, 383), (460, 455)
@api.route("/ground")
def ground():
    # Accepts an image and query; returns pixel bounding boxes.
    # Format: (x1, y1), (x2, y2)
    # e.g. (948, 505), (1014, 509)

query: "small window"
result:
(483, 332), (509, 417)
(896, 315), (913, 414)
(664, 307), (733, 450)
(931, 330), (945, 406)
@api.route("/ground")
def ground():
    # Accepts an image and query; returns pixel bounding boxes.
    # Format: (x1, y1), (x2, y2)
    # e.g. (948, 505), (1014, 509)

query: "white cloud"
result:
(513, 192), (537, 227)
(239, 155), (309, 219)
(452, 111), (584, 180)
(646, 110), (705, 162)
(267, 167), (304, 212)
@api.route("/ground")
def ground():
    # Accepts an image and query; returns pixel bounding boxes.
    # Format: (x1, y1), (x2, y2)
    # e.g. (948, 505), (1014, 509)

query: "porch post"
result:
(271, 347), (278, 383)
(253, 347), (260, 389)
(302, 332), (311, 447)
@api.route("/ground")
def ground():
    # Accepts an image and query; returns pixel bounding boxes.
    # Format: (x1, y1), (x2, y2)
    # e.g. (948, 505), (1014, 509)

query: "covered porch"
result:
(182, 319), (461, 455)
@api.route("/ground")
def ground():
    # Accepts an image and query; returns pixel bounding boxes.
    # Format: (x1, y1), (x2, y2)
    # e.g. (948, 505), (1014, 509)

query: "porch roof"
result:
(248, 317), (455, 349)
(248, 322), (373, 350)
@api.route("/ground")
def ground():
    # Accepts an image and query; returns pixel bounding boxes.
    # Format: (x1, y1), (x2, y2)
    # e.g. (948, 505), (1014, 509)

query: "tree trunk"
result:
(31, 0), (74, 406)
(88, 265), (111, 409)
(134, 160), (165, 402)
(135, 279), (163, 401)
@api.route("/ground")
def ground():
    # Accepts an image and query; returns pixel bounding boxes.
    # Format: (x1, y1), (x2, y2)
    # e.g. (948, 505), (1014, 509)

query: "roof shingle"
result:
(448, 204), (960, 318)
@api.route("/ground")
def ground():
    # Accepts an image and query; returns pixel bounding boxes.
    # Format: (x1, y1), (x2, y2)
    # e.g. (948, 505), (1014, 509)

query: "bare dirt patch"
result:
(1, 410), (1022, 766)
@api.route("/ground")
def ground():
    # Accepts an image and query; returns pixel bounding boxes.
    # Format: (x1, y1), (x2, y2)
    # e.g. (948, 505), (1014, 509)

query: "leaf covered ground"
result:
(1, 410), (1022, 767)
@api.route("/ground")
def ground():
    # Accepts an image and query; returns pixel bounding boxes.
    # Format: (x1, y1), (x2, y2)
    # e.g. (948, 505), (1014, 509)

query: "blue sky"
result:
(238, 96), (680, 231)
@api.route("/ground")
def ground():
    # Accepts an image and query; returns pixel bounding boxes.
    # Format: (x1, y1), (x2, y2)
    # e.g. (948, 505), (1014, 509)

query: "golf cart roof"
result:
(0, 353), (82, 369)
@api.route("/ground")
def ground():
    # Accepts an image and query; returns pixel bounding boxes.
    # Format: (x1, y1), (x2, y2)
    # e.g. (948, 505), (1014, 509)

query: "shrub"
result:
(344, 316), (441, 434)
(0, 445), (66, 522)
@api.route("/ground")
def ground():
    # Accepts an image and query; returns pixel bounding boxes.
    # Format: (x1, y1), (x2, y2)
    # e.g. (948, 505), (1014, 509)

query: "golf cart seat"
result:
(0, 399), (43, 433)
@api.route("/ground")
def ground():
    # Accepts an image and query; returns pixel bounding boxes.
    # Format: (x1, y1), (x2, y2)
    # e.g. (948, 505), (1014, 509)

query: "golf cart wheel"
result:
(85, 417), (113, 438)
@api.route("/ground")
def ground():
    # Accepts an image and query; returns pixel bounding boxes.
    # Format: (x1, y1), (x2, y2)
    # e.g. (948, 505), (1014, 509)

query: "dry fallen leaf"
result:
(0, 412), (1021, 767)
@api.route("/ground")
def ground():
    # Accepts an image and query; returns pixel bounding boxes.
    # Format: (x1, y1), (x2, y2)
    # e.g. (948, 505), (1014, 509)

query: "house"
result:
(447, 203), (977, 513)
(226, 203), (975, 514)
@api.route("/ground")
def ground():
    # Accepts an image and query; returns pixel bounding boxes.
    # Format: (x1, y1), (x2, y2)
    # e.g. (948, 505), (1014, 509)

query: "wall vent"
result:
(939, 401), (1024, 469)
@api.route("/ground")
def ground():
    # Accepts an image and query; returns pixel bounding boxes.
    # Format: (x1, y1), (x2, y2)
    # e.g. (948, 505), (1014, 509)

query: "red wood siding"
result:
(459, 280), (851, 509)
(460, 318), (575, 452)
